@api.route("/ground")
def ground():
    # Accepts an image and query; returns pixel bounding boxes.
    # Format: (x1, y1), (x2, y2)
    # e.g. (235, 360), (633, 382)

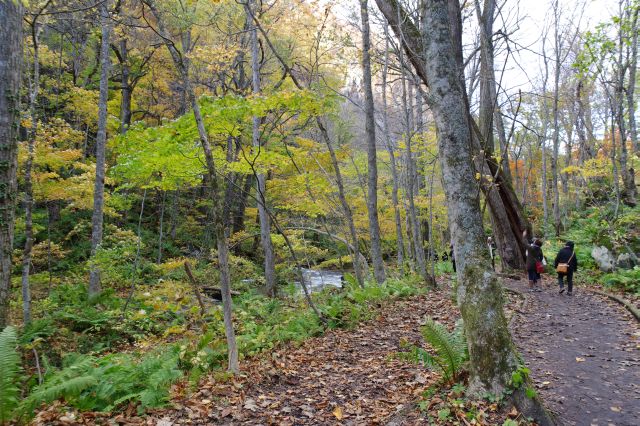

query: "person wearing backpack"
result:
(526, 238), (545, 292)
(554, 241), (578, 295)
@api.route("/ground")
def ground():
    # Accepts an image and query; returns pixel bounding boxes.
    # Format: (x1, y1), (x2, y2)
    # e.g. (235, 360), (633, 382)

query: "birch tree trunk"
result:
(0, 0), (22, 329)
(247, 0), (276, 296)
(88, 0), (112, 296)
(359, 0), (386, 284)
(374, 1), (553, 422)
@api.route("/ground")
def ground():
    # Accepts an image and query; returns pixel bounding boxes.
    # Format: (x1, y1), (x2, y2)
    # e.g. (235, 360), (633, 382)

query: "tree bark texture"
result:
(0, 0), (23, 329)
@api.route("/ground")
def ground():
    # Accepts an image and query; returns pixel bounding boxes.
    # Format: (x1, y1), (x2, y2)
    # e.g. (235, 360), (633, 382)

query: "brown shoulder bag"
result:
(556, 251), (574, 274)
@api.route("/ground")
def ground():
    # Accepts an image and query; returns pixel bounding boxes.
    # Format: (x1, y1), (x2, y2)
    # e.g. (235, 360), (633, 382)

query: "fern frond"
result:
(0, 326), (21, 423)
(421, 319), (468, 381)
(20, 375), (97, 413)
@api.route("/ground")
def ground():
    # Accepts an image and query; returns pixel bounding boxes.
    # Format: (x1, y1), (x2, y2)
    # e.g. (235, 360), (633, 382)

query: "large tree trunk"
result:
(0, 0), (23, 329)
(359, 0), (386, 284)
(88, 0), (112, 296)
(381, 23), (405, 272)
(246, 0), (276, 296)
(145, 0), (239, 372)
(374, 1), (553, 422)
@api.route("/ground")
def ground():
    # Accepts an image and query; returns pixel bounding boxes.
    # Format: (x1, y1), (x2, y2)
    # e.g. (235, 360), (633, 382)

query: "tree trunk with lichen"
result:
(0, 0), (23, 329)
(374, 0), (554, 422)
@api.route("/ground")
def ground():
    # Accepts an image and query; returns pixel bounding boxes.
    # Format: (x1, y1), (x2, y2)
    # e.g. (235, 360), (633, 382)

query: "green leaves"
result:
(111, 90), (334, 191)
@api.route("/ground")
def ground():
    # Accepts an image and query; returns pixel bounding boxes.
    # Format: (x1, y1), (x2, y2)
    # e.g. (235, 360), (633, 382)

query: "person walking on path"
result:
(526, 238), (545, 292)
(554, 241), (578, 295)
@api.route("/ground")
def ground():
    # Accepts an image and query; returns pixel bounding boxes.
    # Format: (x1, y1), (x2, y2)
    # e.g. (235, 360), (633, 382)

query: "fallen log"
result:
(590, 289), (640, 322)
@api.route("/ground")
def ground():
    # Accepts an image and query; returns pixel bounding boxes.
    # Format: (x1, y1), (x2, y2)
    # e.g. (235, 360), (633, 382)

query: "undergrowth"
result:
(2, 275), (426, 422)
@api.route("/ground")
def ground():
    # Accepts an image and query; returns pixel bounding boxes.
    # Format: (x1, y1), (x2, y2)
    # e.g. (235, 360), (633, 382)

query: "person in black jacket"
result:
(554, 241), (578, 295)
(525, 239), (544, 292)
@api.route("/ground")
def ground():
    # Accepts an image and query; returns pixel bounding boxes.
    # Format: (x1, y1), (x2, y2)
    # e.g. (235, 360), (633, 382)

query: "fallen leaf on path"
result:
(332, 406), (344, 420)
(610, 406), (621, 412)
(575, 357), (586, 362)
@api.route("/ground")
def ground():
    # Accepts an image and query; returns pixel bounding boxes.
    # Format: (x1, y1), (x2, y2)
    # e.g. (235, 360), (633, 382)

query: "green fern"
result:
(401, 319), (468, 383)
(0, 326), (22, 423)
(19, 356), (97, 414)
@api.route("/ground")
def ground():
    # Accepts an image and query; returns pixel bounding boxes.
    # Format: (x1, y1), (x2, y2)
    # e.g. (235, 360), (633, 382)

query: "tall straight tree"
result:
(21, 5), (49, 324)
(381, 23), (405, 272)
(359, 0), (386, 284)
(0, 0), (23, 329)
(88, 0), (112, 296)
(245, 0), (276, 297)
(143, 0), (239, 372)
(374, 0), (553, 421)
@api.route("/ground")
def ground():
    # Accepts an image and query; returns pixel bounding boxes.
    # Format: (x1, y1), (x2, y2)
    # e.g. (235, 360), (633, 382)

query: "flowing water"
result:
(295, 268), (344, 293)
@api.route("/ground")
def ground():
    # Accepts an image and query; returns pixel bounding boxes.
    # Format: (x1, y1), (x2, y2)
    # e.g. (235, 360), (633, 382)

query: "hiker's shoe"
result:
(559, 288), (565, 294)
(567, 291), (573, 296)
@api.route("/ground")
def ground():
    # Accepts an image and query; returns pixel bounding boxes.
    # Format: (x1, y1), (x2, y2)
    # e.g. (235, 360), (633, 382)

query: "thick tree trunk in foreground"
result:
(359, 0), (386, 284)
(247, 1), (276, 297)
(88, 0), (111, 297)
(375, 0), (553, 422)
(0, 0), (23, 329)
(145, 0), (239, 372)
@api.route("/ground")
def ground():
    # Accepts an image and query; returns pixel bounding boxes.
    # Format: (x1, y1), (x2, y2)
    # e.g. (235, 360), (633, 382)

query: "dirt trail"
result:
(506, 277), (640, 426)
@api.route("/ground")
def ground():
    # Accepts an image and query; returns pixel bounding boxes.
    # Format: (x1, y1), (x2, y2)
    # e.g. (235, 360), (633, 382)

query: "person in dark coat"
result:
(525, 238), (544, 292)
(450, 244), (456, 273)
(554, 241), (578, 295)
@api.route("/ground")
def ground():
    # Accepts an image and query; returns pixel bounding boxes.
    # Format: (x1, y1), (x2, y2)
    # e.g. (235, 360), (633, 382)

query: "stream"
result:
(295, 268), (344, 293)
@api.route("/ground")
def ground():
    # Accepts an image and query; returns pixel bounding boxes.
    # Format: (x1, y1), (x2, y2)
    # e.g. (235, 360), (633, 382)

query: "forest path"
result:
(505, 277), (640, 426)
